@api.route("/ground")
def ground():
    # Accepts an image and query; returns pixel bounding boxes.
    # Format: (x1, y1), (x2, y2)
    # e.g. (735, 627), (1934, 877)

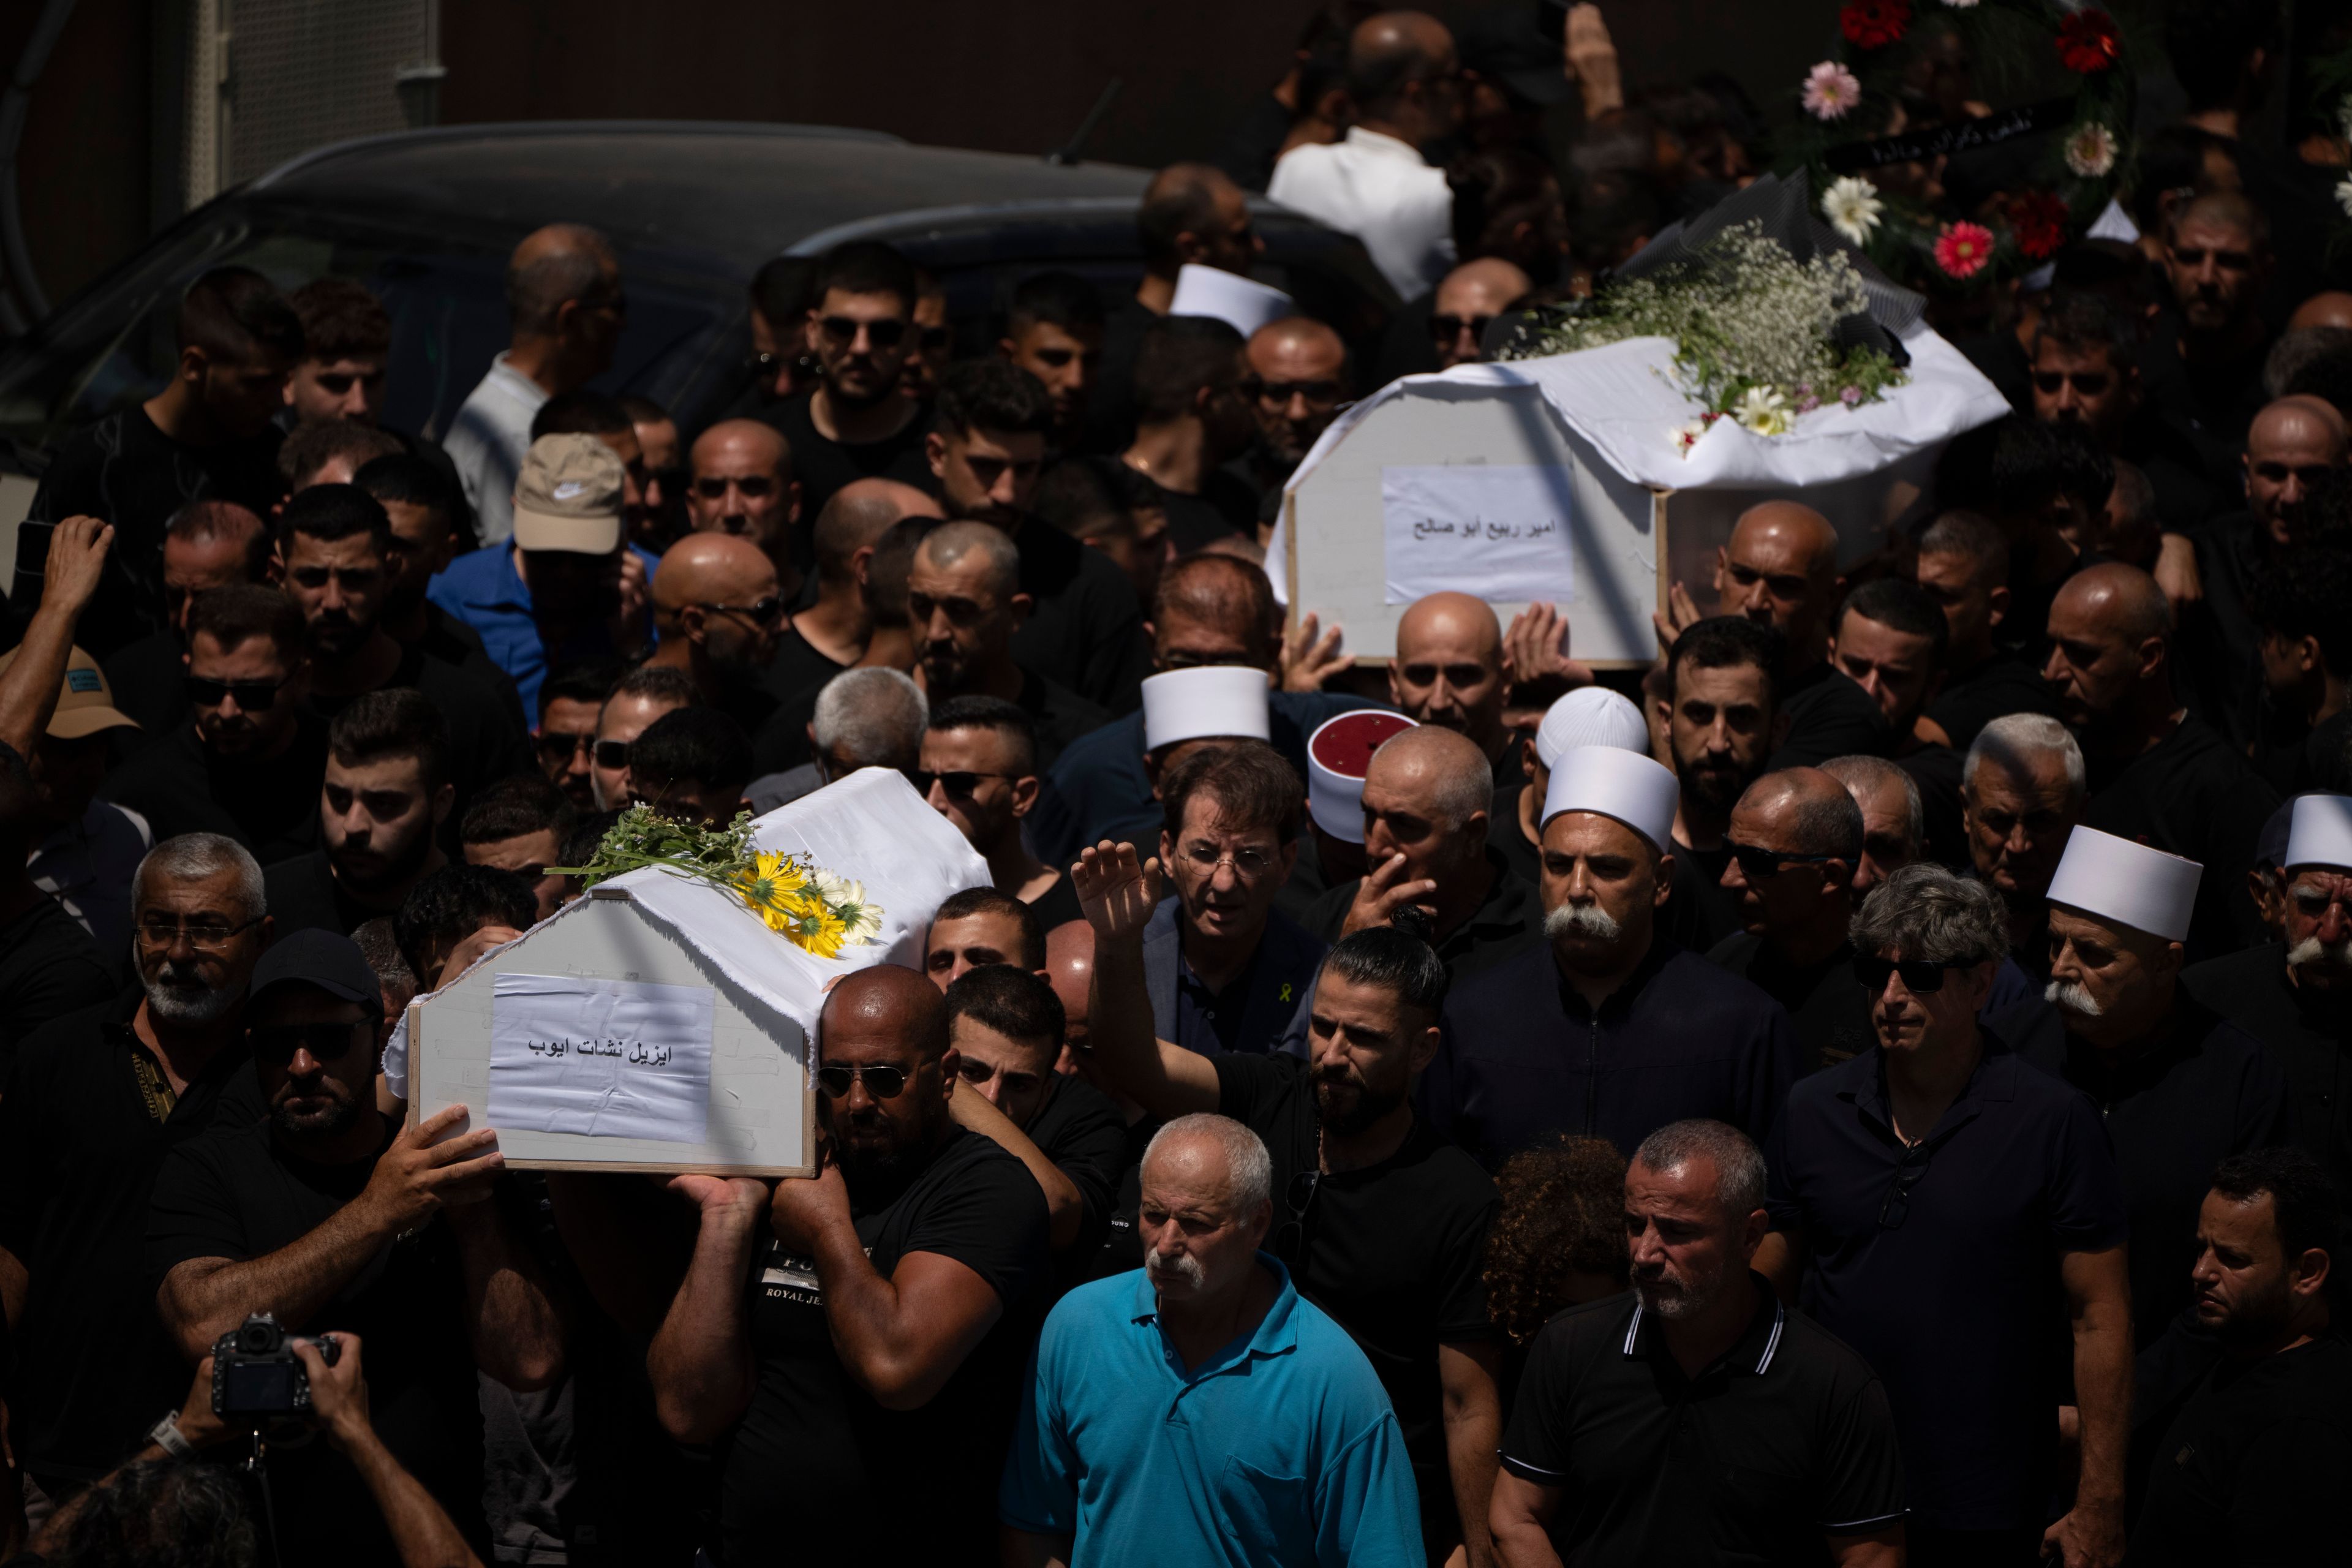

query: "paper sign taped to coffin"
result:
(488, 973), (715, 1142)
(1381, 464), (1577, 605)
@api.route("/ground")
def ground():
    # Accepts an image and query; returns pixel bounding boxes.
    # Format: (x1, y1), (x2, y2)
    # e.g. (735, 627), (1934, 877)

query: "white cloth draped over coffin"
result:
(381, 767), (989, 1099)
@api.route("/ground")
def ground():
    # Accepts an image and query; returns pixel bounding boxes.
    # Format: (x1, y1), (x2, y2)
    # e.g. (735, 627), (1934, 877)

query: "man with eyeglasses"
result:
(918, 696), (1080, 928)
(1758, 864), (2131, 1568)
(686, 418), (805, 591)
(1430, 257), (1529, 372)
(281, 484), (530, 830)
(1074, 845), (1500, 1566)
(643, 531), (786, 733)
(0, 833), (271, 1523)
(650, 964), (1050, 1566)
(1120, 316), (1262, 553)
(446, 224), (626, 546)
(1708, 769), (1877, 1075)
(1238, 317), (1350, 496)
(587, 664), (695, 813)
(1994, 827), (2286, 1362)
(905, 522), (1105, 772)
(102, 584), (328, 867)
(764, 241), (941, 533)
(99, 499), (274, 745)
(2182, 794), (2352, 1202)
(149, 928), (562, 1567)
(1429, 744), (1799, 1172)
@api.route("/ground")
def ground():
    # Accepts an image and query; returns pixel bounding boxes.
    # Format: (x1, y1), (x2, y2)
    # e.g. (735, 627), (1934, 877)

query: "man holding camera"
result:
(146, 931), (562, 1567)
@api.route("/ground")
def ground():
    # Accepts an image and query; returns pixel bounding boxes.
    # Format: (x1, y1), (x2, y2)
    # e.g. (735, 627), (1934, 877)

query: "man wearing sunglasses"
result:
(0, 832), (273, 1523)
(102, 583), (328, 867)
(1430, 257), (1529, 372)
(1238, 317), (1351, 496)
(918, 696), (1079, 929)
(151, 928), (562, 1567)
(766, 241), (940, 532)
(1759, 864), (2131, 1568)
(529, 662), (617, 812)
(99, 499), (274, 744)
(685, 419), (804, 592)
(643, 532), (785, 733)
(650, 965), (1050, 1566)
(1706, 769), (1875, 1075)
(1072, 843), (1501, 1566)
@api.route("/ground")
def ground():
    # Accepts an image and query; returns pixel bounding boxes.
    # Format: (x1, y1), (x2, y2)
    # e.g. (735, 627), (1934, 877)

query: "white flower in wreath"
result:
(2064, 123), (2117, 179)
(1672, 418), (1711, 456)
(1732, 386), (1794, 437)
(2335, 178), (2352, 219)
(1821, 176), (1884, 247)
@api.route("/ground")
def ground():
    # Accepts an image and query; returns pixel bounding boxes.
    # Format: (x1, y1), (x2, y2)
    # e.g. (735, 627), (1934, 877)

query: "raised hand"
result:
(1651, 579), (1704, 658)
(1280, 612), (1351, 692)
(1504, 601), (1595, 704)
(1073, 841), (1163, 942)
(1341, 851), (1440, 937)
(1565, 3), (1623, 118)
(40, 515), (113, 617)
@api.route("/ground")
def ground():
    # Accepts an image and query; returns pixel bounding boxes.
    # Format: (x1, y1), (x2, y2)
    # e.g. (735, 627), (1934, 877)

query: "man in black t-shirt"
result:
(147, 930), (562, 1568)
(264, 690), (454, 937)
(0, 741), (112, 1072)
(2131, 1149), (2352, 1566)
(649, 965), (1049, 1567)
(1119, 315), (1262, 551)
(905, 522), (1107, 769)
(29, 268), (300, 657)
(1709, 770), (1875, 1075)
(102, 584), (327, 867)
(1653, 618), (1786, 954)
(927, 358), (1150, 712)
(1078, 854), (1504, 1566)
(99, 499), (274, 747)
(1913, 509), (2063, 754)
(1492, 1121), (1905, 1568)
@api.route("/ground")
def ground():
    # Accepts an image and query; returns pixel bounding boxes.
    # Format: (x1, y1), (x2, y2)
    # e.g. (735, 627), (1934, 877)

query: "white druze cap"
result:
(2045, 825), (2201, 943)
(1142, 667), (1272, 753)
(1534, 687), (1651, 769)
(1539, 744), (1680, 851)
(1305, 710), (1419, 843)
(2285, 794), (2352, 873)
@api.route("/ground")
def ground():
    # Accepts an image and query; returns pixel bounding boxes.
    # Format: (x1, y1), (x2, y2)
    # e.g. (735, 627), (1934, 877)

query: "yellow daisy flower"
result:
(790, 903), (850, 959)
(736, 851), (814, 932)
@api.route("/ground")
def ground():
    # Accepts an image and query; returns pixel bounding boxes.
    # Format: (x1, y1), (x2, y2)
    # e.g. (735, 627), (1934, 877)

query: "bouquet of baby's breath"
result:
(548, 804), (884, 959)
(1506, 221), (1905, 452)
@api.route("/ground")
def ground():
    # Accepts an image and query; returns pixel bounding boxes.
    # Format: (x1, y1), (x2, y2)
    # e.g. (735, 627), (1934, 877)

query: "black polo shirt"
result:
(2002, 995), (2290, 1346)
(1302, 845), (1542, 986)
(1214, 1050), (1499, 1541)
(1769, 662), (1891, 771)
(1428, 935), (1801, 1169)
(2082, 715), (2279, 960)
(1765, 1029), (2130, 1530)
(2127, 1335), (2352, 1567)
(0, 991), (263, 1482)
(1708, 932), (1876, 1075)
(760, 619), (850, 704)
(2180, 943), (2352, 1201)
(1499, 1280), (1906, 1566)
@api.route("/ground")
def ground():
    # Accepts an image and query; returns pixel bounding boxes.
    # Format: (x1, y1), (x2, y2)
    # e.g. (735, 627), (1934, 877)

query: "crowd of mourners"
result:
(2, 2), (2351, 1566)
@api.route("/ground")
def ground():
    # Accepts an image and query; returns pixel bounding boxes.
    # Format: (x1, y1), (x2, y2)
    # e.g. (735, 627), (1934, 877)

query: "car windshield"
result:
(0, 198), (736, 466)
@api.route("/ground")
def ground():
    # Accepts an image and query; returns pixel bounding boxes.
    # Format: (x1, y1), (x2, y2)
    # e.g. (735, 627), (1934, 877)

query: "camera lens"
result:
(238, 1321), (277, 1354)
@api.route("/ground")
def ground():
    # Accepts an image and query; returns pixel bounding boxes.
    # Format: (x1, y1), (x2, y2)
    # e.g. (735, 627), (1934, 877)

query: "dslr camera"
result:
(210, 1313), (341, 1420)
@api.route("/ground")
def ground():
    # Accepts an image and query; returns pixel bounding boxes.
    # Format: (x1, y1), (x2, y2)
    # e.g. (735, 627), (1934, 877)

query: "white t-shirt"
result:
(1268, 127), (1457, 300)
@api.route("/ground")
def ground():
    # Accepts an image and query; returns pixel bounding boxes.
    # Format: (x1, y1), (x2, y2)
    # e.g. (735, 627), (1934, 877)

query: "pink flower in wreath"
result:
(1801, 61), (1864, 121)
(1933, 221), (1996, 280)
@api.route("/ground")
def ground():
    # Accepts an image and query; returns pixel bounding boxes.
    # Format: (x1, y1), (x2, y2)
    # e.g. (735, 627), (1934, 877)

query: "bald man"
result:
(1432, 257), (1531, 371)
(2173, 396), (2350, 752)
(1270, 11), (1463, 298)
(649, 962), (1050, 1566)
(765, 477), (933, 699)
(908, 522), (1106, 767)
(644, 532), (783, 728)
(1667, 501), (1890, 771)
(1707, 769), (1876, 1072)
(2289, 291), (2352, 333)
(2045, 562), (2279, 956)
(447, 223), (624, 543)
(688, 419), (802, 582)
(1303, 723), (1539, 982)
(1244, 316), (1349, 477)
(1390, 592), (1513, 766)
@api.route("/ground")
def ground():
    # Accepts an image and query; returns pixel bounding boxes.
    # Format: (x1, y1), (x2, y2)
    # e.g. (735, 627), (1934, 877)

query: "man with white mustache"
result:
(1428, 744), (1801, 1170)
(2183, 793), (2352, 1204)
(1997, 826), (2288, 1351)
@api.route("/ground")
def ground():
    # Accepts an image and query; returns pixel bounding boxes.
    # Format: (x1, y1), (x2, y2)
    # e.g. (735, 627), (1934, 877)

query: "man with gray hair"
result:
(1708, 769), (1877, 1072)
(0, 832), (271, 1515)
(1491, 1119), (1905, 1568)
(1761, 864), (2133, 1567)
(1822, 755), (1922, 897)
(445, 224), (625, 545)
(1963, 712), (2087, 982)
(1000, 1111), (1422, 1568)
(746, 665), (928, 814)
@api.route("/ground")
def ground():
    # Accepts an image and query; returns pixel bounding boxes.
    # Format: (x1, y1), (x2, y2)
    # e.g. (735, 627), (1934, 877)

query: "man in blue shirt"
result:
(427, 433), (658, 718)
(999, 1112), (1422, 1567)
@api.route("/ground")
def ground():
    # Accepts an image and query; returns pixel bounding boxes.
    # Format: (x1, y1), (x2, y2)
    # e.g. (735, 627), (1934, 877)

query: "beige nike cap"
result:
(512, 434), (625, 555)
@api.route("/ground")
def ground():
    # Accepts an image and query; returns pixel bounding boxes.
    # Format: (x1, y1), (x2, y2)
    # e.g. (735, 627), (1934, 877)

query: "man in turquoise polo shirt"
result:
(1000, 1112), (1422, 1567)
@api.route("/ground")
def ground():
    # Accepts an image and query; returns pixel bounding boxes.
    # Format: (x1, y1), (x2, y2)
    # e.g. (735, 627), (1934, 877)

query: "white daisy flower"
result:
(1733, 385), (1793, 437)
(2064, 123), (2117, 179)
(1821, 176), (1884, 247)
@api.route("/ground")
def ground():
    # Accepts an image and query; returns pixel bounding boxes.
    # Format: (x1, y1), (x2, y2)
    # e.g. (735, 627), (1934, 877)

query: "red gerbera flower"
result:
(1934, 221), (1996, 281)
(1841, 0), (1910, 50)
(2056, 10), (2122, 75)
(2008, 191), (2070, 260)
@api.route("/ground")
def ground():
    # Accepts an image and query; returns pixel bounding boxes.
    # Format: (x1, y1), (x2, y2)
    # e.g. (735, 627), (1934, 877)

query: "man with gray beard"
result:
(1996, 826), (2287, 1351)
(0, 833), (270, 1520)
